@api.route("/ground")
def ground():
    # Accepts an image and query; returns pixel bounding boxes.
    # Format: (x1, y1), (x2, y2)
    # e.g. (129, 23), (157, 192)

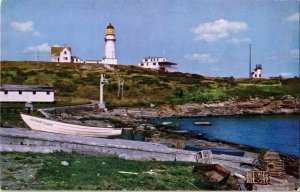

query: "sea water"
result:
(152, 115), (300, 156)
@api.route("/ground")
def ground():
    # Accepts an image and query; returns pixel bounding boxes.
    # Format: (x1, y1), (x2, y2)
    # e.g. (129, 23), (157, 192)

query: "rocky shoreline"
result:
(155, 95), (300, 117)
(39, 96), (299, 181)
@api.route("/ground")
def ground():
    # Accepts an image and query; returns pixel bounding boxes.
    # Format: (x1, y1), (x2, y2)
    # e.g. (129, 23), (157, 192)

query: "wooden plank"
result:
(213, 154), (254, 164)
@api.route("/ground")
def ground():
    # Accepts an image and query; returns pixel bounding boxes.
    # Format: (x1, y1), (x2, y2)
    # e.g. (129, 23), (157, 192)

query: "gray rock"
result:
(61, 161), (69, 166)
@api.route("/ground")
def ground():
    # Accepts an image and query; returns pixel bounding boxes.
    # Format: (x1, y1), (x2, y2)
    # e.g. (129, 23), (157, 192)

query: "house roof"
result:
(144, 56), (165, 59)
(159, 61), (177, 66)
(51, 47), (72, 55)
(0, 84), (54, 92)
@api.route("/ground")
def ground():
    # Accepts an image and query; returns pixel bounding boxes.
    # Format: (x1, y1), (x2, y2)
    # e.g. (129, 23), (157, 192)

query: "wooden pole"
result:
(249, 44), (252, 78)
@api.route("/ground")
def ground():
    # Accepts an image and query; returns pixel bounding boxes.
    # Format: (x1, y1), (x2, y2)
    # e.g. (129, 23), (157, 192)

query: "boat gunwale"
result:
(20, 113), (128, 130)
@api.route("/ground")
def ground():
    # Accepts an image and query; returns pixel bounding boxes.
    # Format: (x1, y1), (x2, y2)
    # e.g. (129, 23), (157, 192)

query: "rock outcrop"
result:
(156, 96), (299, 117)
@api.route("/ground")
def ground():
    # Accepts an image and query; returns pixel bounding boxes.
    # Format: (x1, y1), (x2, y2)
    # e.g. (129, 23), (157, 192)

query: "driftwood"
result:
(193, 164), (241, 190)
(213, 154), (254, 164)
(193, 164), (231, 183)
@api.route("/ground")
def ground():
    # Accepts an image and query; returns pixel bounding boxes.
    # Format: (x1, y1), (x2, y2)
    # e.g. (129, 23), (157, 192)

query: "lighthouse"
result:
(102, 23), (117, 64)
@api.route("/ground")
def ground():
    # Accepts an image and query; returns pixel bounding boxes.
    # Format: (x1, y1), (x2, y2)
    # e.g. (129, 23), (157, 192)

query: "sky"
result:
(1, 0), (299, 77)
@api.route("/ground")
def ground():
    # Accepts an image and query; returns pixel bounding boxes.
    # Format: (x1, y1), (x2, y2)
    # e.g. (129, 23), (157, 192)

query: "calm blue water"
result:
(152, 115), (300, 156)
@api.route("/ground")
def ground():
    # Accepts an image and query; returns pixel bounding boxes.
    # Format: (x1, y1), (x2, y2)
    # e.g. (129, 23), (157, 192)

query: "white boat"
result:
(194, 121), (212, 126)
(21, 113), (122, 138)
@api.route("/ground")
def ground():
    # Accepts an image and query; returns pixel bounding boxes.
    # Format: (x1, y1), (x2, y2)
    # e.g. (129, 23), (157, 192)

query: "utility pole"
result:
(120, 79), (124, 100)
(99, 74), (106, 109)
(249, 44), (252, 78)
(118, 78), (124, 100)
(36, 51), (39, 61)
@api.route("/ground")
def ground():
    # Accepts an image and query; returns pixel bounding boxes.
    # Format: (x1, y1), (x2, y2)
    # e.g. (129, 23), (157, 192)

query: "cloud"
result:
(10, 21), (34, 32)
(10, 20), (41, 36)
(289, 49), (299, 59)
(185, 53), (218, 63)
(33, 31), (41, 37)
(227, 37), (250, 44)
(285, 12), (299, 22)
(279, 72), (294, 78)
(191, 19), (248, 42)
(23, 43), (55, 53)
(265, 52), (277, 61)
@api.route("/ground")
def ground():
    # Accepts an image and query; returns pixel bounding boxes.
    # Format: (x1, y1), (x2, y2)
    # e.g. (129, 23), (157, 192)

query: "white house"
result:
(0, 85), (55, 103)
(71, 55), (82, 63)
(251, 64), (262, 78)
(51, 46), (72, 63)
(138, 57), (177, 72)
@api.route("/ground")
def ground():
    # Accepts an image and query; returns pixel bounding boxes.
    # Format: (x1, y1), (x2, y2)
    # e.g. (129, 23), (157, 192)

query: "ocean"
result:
(152, 115), (300, 156)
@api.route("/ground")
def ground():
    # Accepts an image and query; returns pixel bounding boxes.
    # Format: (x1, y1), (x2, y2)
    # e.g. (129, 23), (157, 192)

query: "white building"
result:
(0, 85), (55, 103)
(71, 56), (82, 63)
(138, 57), (177, 72)
(102, 23), (118, 64)
(251, 64), (262, 78)
(51, 46), (73, 63)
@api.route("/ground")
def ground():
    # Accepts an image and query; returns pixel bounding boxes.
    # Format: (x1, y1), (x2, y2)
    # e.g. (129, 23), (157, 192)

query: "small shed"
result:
(258, 150), (286, 179)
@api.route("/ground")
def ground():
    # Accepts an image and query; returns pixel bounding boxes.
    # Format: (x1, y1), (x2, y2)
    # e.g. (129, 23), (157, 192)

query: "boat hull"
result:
(21, 113), (122, 138)
(194, 122), (212, 126)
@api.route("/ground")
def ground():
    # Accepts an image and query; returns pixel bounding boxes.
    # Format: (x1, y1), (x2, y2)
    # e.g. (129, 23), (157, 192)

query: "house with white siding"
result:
(138, 57), (177, 72)
(0, 85), (55, 103)
(251, 64), (262, 78)
(51, 46), (72, 62)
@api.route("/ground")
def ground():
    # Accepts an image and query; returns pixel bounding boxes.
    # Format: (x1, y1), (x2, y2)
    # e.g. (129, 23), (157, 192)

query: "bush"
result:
(54, 80), (75, 94)
(132, 75), (159, 85)
(174, 87), (184, 98)
(226, 85), (288, 98)
(85, 73), (101, 86)
(107, 83), (118, 93)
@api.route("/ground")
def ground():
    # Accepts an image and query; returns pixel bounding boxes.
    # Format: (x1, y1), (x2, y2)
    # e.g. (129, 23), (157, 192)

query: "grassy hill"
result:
(1, 61), (299, 108)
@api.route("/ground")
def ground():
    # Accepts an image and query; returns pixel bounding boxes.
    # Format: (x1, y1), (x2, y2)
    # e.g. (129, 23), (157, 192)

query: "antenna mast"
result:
(249, 44), (252, 78)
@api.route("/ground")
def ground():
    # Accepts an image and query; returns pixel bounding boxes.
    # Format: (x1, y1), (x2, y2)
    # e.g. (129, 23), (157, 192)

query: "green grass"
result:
(1, 61), (299, 108)
(0, 152), (219, 190)
(1, 61), (299, 126)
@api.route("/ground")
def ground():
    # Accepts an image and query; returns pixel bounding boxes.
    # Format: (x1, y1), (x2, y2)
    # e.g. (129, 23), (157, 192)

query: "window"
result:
(64, 57), (68, 60)
(153, 63), (156, 66)
(19, 91), (22, 94)
(4, 91), (8, 94)
(33, 91), (36, 95)
(259, 74), (261, 77)
(64, 51), (67, 54)
(141, 63), (144, 66)
(145, 59), (148, 62)
(255, 74), (257, 77)
(46, 91), (50, 95)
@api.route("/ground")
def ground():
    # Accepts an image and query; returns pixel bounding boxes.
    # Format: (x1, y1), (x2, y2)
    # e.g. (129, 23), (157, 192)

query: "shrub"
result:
(85, 72), (101, 86)
(75, 85), (98, 100)
(174, 87), (184, 98)
(54, 80), (75, 93)
(132, 75), (159, 85)
(107, 83), (118, 93)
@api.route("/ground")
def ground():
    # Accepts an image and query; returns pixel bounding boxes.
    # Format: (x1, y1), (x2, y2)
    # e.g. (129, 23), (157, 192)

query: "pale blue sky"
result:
(1, 0), (299, 77)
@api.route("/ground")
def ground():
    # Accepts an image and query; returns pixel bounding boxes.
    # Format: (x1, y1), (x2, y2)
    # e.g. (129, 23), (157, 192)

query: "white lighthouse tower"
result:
(102, 23), (117, 64)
